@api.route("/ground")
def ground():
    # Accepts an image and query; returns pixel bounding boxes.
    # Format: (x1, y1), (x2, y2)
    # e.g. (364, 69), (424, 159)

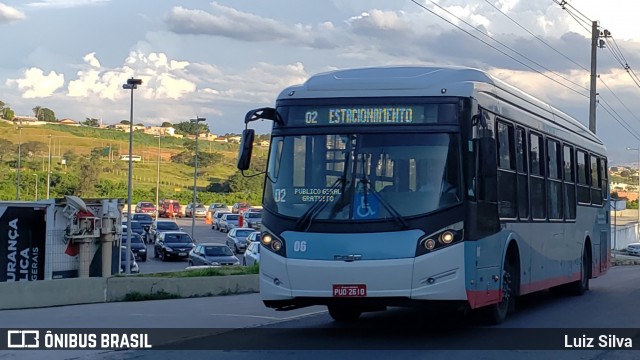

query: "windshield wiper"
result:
(295, 176), (345, 231)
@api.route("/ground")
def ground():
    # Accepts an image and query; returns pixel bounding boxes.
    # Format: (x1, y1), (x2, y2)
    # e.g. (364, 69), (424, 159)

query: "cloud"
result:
(6, 68), (65, 98)
(67, 51), (197, 101)
(0, 3), (25, 23)
(166, 3), (301, 42)
(25, 0), (110, 9)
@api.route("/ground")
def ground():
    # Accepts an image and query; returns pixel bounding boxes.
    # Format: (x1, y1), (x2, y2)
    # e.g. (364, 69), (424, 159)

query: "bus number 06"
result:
(293, 241), (307, 252)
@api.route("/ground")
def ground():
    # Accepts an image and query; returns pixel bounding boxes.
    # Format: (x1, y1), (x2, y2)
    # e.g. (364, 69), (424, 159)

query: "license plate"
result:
(178, 252), (187, 256)
(332, 284), (366, 297)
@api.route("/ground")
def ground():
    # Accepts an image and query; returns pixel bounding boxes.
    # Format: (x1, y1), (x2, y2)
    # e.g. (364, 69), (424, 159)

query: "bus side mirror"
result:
(237, 128), (255, 171)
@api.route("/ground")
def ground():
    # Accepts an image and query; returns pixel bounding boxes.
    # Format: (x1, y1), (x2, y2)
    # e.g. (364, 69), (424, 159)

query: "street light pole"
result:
(123, 77), (142, 274)
(155, 135), (161, 222)
(34, 173), (38, 201)
(190, 116), (206, 242)
(47, 134), (52, 199)
(16, 125), (22, 200)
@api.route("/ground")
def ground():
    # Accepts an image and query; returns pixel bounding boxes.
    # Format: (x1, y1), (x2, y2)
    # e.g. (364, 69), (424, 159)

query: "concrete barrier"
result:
(0, 277), (107, 310)
(106, 274), (259, 302)
(0, 275), (259, 310)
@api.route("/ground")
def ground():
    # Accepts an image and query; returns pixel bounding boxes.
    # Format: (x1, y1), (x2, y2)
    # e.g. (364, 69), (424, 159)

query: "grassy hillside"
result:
(0, 121), (265, 204)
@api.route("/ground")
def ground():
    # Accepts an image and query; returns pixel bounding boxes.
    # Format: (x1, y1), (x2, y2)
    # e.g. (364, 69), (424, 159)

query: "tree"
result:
(0, 139), (13, 160)
(22, 141), (47, 156)
(120, 120), (130, 125)
(2, 107), (14, 120)
(161, 122), (173, 127)
(621, 170), (630, 178)
(83, 118), (100, 127)
(77, 158), (101, 196)
(63, 150), (78, 165)
(32, 106), (42, 120)
(41, 108), (56, 122)
(173, 121), (210, 136)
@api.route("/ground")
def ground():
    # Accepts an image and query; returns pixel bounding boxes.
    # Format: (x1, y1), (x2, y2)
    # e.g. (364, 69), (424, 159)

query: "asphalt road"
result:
(2, 266), (640, 359)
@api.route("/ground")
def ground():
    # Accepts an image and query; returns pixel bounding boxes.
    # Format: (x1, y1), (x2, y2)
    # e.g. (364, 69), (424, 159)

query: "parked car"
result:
(125, 220), (146, 237)
(242, 210), (262, 230)
(226, 227), (255, 253)
(212, 210), (232, 230)
(232, 202), (250, 214)
(135, 201), (156, 214)
(188, 243), (240, 266)
(627, 243), (640, 256)
(154, 231), (195, 261)
(123, 233), (147, 262)
(119, 246), (139, 274)
(243, 241), (260, 266)
(246, 231), (261, 244)
(160, 200), (182, 218)
(208, 203), (229, 214)
(185, 203), (207, 218)
(131, 213), (154, 232)
(219, 213), (240, 233)
(149, 220), (181, 243)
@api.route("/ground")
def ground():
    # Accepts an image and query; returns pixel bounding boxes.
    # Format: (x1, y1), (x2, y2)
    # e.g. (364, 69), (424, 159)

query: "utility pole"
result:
(588, 21), (598, 134)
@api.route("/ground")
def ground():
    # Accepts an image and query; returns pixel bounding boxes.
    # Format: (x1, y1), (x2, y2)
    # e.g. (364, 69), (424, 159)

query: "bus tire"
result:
(328, 305), (362, 322)
(568, 250), (590, 296)
(485, 257), (516, 325)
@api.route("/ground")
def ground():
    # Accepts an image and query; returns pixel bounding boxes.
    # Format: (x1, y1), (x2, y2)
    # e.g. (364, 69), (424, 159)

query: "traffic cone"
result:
(205, 211), (212, 225)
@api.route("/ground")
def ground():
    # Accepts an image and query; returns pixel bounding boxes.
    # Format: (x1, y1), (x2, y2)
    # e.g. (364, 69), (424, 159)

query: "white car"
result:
(626, 243), (640, 256)
(243, 241), (260, 266)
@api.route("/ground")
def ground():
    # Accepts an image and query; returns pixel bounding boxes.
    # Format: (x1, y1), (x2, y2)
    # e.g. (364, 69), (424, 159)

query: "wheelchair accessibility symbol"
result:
(354, 193), (378, 219)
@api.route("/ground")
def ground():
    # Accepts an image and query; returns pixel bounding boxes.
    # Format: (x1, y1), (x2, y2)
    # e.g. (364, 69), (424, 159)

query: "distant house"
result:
(58, 118), (79, 126)
(228, 136), (242, 143)
(258, 140), (270, 147)
(12, 116), (45, 126)
(213, 137), (228, 143)
(144, 126), (176, 137)
(110, 124), (146, 132)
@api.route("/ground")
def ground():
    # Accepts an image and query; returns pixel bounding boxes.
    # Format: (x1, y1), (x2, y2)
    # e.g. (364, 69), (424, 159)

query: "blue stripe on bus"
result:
(280, 229), (425, 260)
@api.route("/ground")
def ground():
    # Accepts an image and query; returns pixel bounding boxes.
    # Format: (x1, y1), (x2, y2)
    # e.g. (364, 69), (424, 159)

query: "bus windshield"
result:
(263, 132), (461, 221)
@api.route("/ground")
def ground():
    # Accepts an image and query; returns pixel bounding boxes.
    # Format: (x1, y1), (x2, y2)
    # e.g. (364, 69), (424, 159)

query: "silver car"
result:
(219, 213), (240, 233)
(212, 210), (231, 231)
(243, 241), (260, 266)
(627, 243), (640, 256)
(226, 227), (254, 253)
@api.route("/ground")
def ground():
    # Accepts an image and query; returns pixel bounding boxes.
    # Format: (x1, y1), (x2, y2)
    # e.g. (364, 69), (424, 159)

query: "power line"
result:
(409, 0), (589, 97)
(598, 97), (640, 141)
(483, 0), (589, 72)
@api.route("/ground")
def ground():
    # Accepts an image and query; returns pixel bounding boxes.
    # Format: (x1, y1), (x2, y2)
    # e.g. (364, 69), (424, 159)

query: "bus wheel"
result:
(569, 250), (590, 296)
(328, 305), (362, 322)
(486, 260), (515, 325)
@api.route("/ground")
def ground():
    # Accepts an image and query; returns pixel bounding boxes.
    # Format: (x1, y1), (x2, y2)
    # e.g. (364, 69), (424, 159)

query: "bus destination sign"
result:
(291, 106), (431, 126)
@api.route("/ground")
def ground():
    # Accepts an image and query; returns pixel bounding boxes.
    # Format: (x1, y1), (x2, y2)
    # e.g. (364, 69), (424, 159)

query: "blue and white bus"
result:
(237, 66), (610, 324)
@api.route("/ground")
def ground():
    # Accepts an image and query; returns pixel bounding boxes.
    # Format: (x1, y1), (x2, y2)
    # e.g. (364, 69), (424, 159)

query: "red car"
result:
(135, 201), (156, 214)
(160, 200), (182, 218)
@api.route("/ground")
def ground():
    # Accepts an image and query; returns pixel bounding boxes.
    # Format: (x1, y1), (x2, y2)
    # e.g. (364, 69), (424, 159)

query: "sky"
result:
(2, 0), (640, 164)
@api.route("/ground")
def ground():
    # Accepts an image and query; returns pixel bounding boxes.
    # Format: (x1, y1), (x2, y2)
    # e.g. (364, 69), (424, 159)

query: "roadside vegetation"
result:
(134, 264), (259, 278)
(0, 118), (268, 205)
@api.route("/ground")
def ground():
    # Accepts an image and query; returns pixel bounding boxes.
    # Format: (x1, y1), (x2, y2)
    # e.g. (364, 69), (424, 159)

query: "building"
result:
(144, 126), (176, 137)
(58, 118), (80, 126)
(108, 124), (146, 132)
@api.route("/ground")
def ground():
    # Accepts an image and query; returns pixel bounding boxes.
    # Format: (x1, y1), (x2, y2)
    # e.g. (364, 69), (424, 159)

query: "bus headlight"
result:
(261, 232), (286, 257)
(416, 224), (464, 257)
(440, 231), (454, 244)
(424, 239), (436, 250)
